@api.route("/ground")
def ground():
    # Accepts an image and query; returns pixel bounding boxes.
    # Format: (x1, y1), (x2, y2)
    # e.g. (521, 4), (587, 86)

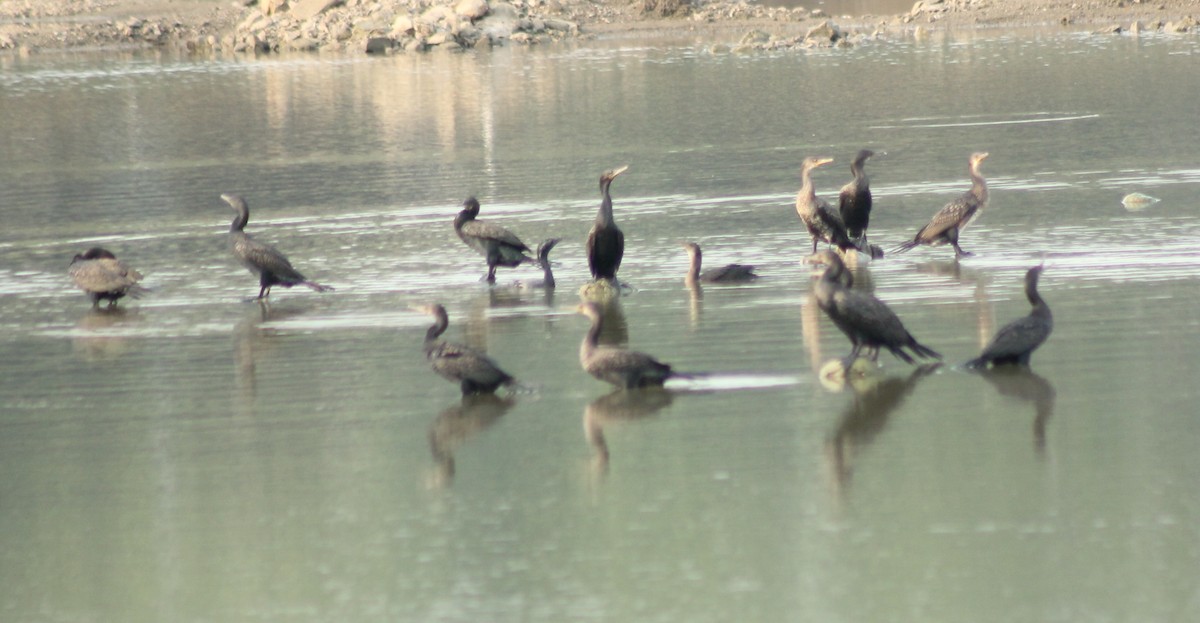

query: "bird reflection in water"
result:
(584, 388), (674, 475)
(825, 364), (940, 499)
(71, 306), (141, 361)
(232, 300), (308, 409)
(976, 367), (1056, 458)
(427, 393), (515, 488)
(912, 259), (995, 350)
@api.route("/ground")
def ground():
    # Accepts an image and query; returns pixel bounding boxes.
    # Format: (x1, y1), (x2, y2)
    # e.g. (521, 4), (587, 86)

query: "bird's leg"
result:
(485, 265), (498, 284)
(953, 242), (974, 258)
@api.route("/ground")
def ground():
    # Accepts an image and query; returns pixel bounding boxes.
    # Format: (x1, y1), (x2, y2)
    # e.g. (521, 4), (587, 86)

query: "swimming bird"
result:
(68, 247), (146, 307)
(838, 149), (875, 248)
(221, 193), (333, 300)
(796, 156), (856, 254)
(586, 165), (629, 282)
(892, 151), (990, 258)
(576, 301), (678, 389)
(680, 242), (758, 285)
(530, 238), (560, 289)
(806, 249), (941, 366)
(417, 303), (518, 395)
(966, 265), (1052, 368)
(454, 197), (535, 284)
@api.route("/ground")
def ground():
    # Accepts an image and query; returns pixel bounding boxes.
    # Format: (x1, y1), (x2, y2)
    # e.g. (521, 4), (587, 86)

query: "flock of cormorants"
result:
(67, 150), (1053, 396)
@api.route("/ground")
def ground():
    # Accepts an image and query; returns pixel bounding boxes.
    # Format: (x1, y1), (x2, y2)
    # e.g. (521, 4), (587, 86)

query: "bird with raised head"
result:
(892, 151), (990, 258)
(416, 303), (519, 395)
(586, 165), (629, 283)
(576, 301), (679, 389)
(454, 197), (536, 284)
(966, 265), (1052, 368)
(796, 156), (857, 254)
(221, 193), (333, 300)
(680, 242), (758, 285)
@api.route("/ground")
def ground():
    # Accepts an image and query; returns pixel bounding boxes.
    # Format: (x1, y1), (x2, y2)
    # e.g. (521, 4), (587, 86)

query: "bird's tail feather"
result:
(304, 281), (335, 293)
(909, 340), (942, 360)
(890, 239), (919, 255)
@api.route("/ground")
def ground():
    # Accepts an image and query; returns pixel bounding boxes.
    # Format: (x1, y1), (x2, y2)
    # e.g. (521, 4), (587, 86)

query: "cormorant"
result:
(576, 301), (676, 389)
(454, 197), (535, 283)
(417, 303), (518, 395)
(221, 193), (333, 300)
(680, 242), (758, 285)
(533, 238), (560, 289)
(892, 151), (990, 258)
(68, 247), (146, 307)
(796, 156), (856, 254)
(966, 265), (1052, 368)
(586, 165), (629, 282)
(838, 149), (875, 248)
(806, 249), (941, 365)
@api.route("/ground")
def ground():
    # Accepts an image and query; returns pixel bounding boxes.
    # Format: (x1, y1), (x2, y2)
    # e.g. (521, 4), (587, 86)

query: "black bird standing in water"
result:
(796, 156), (856, 254)
(68, 247), (146, 307)
(576, 301), (680, 389)
(807, 249), (941, 366)
(838, 149), (876, 248)
(680, 242), (758, 285)
(221, 193), (333, 300)
(416, 303), (519, 395)
(966, 265), (1053, 368)
(892, 151), (990, 258)
(454, 197), (535, 284)
(586, 165), (629, 282)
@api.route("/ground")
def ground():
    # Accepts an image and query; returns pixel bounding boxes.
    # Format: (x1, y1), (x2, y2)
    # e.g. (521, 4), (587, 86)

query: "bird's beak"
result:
(611, 165), (630, 177)
(816, 157), (834, 167)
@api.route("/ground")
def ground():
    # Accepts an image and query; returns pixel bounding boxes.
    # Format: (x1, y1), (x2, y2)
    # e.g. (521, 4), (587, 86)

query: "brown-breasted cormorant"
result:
(892, 151), (989, 258)
(68, 247), (146, 307)
(796, 156), (856, 254)
(221, 193), (333, 300)
(680, 242), (758, 285)
(966, 265), (1052, 368)
(807, 249), (941, 365)
(586, 165), (629, 282)
(838, 149), (875, 248)
(576, 301), (676, 389)
(454, 197), (535, 284)
(417, 303), (518, 395)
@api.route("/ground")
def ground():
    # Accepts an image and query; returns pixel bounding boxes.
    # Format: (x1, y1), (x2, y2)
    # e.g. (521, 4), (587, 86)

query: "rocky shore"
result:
(1, 0), (1197, 56)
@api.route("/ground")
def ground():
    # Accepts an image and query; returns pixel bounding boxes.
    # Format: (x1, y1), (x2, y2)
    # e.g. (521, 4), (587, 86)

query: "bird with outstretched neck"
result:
(417, 303), (519, 395)
(892, 151), (990, 258)
(586, 165), (629, 283)
(796, 156), (857, 254)
(838, 149), (876, 249)
(680, 242), (758, 285)
(966, 265), (1053, 368)
(576, 301), (685, 389)
(221, 193), (333, 300)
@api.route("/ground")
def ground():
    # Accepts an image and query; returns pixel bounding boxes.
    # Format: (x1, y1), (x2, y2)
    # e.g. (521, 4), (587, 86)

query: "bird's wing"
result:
(831, 289), (910, 343)
(917, 194), (978, 242)
(980, 316), (1052, 360)
(701, 264), (756, 282)
(70, 259), (142, 292)
(586, 225), (624, 277)
(235, 235), (307, 282)
(587, 347), (670, 375)
(459, 220), (530, 251)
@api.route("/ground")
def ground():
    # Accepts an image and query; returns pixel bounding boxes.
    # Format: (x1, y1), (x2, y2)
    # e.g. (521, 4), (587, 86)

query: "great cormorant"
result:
(680, 242), (758, 285)
(68, 247), (146, 307)
(838, 149), (875, 248)
(892, 151), (989, 258)
(966, 265), (1052, 368)
(221, 193), (333, 300)
(417, 303), (518, 395)
(796, 156), (856, 254)
(454, 197), (535, 283)
(576, 301), (676, 389)
(586, 165), (629, 282)
(807, 249), (941, 365)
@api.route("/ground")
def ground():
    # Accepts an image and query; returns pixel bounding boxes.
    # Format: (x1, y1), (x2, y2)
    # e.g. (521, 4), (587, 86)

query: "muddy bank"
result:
(1, 0), (1197, 55)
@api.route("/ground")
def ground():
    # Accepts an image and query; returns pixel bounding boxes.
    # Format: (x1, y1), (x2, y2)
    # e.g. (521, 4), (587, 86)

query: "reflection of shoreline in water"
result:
(428, 394), (515, 488)
(584, 388), (674, 474)
(976, 367), (1056, 457)
(825, 364), (939, 500)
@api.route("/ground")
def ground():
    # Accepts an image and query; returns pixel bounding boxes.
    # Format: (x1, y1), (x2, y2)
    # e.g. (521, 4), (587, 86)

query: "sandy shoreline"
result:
(1, 0), (1197, 55)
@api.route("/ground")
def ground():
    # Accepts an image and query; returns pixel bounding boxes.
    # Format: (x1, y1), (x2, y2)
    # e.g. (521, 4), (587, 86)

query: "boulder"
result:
(455, 0), (490, 21)
(477, 2), (519, 39)
(391, 15), (415, 35)
(1164, 16), (1196, 32)
(804, 20), (841, 44)
(740, 29), (770, 45)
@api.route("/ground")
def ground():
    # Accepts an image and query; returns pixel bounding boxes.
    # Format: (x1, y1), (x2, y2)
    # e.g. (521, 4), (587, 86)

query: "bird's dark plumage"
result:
(796, 156), (856, 254)
(418, 303), (517, 395)
(838, 149), (875, 247)
(586, 165), (629, 282)
(576, 301), (675, 389)
(68, 247), (146, 307)
(892, 151), (989, 258)
(454, 197), (535, 283)
(807, 250), (941, 365)
(221, 193), (333, 300)
(966, 265), (1052, 368)
(681, 242), (758, 284)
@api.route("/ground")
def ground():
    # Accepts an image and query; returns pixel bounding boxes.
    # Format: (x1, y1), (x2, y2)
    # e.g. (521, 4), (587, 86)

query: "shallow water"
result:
(2, 30), (1200, 621)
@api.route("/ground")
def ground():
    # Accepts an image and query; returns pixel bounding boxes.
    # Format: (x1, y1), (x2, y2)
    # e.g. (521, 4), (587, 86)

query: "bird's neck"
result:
(454, 208), (476, 231)
(425, 315), (448, 344)
(797, 169), (818, 208)
(969, 164), (988, 202)
(230, 210), (248, 233)
(541, 263), (555, 288)
(686, 252), (701, 282)
(1027, 284), (1051, 319)
(581, 314), (602, 359)
(596, 181), (616, 226)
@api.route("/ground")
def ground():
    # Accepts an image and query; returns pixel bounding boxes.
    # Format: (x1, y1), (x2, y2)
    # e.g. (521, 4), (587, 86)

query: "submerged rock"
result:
(1121, 192), (1161, 211)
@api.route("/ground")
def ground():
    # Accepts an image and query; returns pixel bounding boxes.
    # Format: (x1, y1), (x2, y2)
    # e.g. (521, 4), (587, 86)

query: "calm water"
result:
(2, 30), (1200, 622)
